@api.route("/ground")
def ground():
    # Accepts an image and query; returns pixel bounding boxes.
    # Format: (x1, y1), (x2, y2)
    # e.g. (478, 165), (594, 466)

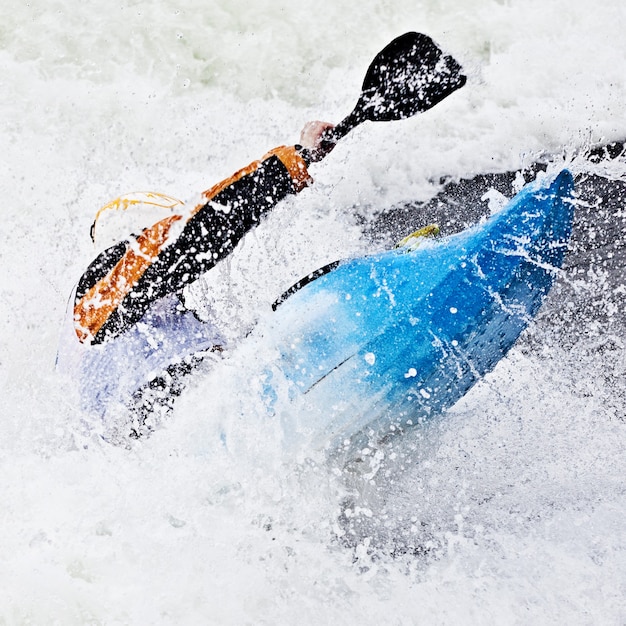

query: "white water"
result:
(2, 1), (626, 623)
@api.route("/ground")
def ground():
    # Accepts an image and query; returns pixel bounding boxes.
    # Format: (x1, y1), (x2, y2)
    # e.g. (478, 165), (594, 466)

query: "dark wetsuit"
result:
(73, 145), (312, 345)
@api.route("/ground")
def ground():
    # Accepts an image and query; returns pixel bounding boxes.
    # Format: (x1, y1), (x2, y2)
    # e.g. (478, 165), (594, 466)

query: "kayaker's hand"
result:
(299, 121), (335, 162)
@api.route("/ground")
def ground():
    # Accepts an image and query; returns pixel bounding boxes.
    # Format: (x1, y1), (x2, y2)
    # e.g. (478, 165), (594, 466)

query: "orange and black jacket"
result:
(73, 145), (312, 345)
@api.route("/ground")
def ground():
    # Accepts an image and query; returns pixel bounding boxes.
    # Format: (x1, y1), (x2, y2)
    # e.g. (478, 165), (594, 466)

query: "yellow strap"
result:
(395, 224), (440, 250)
(90, 191), (185, 242)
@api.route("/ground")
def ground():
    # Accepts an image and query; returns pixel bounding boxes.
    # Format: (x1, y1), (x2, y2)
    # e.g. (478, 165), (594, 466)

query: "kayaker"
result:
(57, 121), (336, 426)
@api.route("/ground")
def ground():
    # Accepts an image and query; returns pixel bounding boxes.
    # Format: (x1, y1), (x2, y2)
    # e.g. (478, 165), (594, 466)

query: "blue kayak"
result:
(267, 170), (575, 450)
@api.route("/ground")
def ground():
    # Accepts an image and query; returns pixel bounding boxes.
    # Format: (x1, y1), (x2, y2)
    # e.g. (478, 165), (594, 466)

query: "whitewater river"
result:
(1, 1), (625, 623)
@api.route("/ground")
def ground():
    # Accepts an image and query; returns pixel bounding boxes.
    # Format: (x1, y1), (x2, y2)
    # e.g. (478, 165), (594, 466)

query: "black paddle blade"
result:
(310, 32), (467, 160)
(357, 32), (466, 123)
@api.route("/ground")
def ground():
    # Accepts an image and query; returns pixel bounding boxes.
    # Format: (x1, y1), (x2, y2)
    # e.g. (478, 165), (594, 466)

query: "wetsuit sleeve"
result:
(74, 145), (312, 345)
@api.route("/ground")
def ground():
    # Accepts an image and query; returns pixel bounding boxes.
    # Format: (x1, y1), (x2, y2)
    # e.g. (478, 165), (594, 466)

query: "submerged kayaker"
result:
(57, 121), (336, 429)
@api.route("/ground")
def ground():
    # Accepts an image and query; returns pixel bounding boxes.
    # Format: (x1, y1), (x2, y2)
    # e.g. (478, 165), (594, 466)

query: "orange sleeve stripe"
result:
(263, 146), (312, 193)
(192, 145), (311, 215)
(73, 214), (183, 343)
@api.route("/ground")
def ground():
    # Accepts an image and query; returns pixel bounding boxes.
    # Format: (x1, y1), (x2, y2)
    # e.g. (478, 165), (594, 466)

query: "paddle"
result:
(273, 34), (465, 309)
(303, 32), (466, 162)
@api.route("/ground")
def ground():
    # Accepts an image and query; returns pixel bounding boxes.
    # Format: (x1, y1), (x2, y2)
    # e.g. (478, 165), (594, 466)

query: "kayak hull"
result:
(267, 170), (575, 450)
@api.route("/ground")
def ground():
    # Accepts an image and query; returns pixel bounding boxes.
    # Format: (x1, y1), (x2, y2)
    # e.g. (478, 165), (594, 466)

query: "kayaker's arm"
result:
(73, 123), (335, 345)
